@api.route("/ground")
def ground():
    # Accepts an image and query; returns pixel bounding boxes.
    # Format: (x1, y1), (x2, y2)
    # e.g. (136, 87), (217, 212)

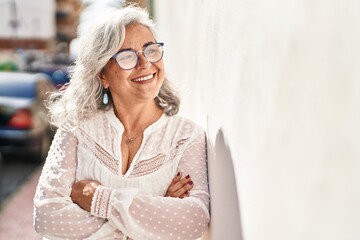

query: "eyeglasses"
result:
(111, 42), (164, 70)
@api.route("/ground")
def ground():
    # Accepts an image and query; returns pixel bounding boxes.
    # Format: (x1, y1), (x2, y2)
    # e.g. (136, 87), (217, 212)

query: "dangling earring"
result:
(103, 88), (109, 105)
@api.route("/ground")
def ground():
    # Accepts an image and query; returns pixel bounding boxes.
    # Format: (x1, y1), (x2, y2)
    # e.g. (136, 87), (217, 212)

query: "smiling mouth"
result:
(132, 73), (155, 82)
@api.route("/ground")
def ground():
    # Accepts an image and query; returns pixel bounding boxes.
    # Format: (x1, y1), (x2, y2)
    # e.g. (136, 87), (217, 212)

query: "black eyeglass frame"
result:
(111, 42), (164, 70)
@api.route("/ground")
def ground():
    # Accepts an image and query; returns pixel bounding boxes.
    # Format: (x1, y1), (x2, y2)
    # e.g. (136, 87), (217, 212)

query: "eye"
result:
(145, 44), (160, 55)
(117, 51), (135, 62)
(145, 48), (156, 55)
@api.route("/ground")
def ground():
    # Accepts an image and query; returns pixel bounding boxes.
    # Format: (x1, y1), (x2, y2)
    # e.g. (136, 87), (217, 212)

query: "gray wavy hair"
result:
(47, 6), (180, 127)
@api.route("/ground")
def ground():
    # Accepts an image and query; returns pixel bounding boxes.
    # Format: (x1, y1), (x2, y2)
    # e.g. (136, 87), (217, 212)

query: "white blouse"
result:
(34, 109), (210, 240)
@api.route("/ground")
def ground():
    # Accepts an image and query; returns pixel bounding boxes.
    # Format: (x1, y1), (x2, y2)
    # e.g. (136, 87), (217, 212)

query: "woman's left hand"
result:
(70, 180), (101, 212)
(165, 172), (193, 198)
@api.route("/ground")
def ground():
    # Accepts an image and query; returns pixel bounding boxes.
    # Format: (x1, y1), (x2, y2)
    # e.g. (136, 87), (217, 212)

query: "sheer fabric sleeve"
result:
(33, 126), (122, 239)
(90, 131), (210, 240)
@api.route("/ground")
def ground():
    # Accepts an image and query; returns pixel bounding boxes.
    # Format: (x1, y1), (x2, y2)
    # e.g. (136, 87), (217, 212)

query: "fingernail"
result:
(185, 190), (189, 195)
(185, 174), (190, 179)
(189, 181), (193, 185)
(177, 172), (180, 176)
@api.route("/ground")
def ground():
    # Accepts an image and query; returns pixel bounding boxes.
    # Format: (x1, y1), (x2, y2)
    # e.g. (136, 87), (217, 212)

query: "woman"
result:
(34, 6), (210, 240)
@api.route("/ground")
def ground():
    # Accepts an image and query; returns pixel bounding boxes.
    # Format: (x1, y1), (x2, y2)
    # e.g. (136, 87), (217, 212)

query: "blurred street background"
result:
(0, 0), (147, 239)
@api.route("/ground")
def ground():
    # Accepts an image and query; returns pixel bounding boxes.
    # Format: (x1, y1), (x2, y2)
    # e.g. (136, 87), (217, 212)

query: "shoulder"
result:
(59, 110), (110, 136)
(165, 114), (205, 142)
(169, 114), (204, 130)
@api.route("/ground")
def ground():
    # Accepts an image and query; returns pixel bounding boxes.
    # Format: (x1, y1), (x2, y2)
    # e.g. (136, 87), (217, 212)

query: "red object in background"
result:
(8, 108), (33, 129)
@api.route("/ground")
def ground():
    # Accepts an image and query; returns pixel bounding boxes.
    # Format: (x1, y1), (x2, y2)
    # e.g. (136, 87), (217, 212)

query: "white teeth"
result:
(133, 73), (154, 82)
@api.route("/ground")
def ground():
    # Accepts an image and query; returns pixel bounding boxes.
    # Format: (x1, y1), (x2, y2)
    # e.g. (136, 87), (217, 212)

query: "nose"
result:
(135, 52), (150, 70)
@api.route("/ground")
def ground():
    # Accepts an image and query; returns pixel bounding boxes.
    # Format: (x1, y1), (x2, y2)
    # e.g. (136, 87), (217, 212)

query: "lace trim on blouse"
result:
(129, 138), (189, 178)
(78, 128), (119, 174)
(78, 125), (190, 178)
(91, 186), (113, 218)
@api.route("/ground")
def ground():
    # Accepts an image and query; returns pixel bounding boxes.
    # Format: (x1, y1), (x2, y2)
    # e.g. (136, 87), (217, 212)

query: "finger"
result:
(179, 190), (190, 199)
(180, 174), (191, 184)
(171, 172), (182, 184)
(166, 173), (182, 196)
(173, 174), (191, 190)
(71, 180), (100, 199)
(73, 179), (100, 187)
(168, 180), (193, 198)
(167, 175), (191, 194)
(86, 179), (101, 185)
(172, 180), (194, 197)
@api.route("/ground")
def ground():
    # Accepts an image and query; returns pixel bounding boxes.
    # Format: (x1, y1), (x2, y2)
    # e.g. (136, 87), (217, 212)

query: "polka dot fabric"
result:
(34, 110), (210, 240)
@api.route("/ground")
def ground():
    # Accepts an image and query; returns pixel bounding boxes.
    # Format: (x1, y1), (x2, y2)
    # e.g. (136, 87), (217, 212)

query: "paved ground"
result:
(0, 158), (41, 203)
(0, 166), (43, 239)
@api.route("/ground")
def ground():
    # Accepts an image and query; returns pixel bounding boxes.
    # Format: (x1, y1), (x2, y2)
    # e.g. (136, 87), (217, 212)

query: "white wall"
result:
(0, 0), (55, 38)
(153, 1), (360, 240)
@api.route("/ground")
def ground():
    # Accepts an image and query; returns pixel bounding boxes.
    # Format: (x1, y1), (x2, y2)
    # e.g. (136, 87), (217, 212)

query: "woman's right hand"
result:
(165, 172), (194, 198)
(70, 179), (101, 212)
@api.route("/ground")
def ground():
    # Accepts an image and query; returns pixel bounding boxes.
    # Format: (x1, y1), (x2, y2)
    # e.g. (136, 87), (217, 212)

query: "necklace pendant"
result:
(125, 137), (134, 144)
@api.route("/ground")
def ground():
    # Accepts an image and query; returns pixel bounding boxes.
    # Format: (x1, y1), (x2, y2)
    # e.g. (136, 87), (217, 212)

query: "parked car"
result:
(0, 151), (3, 198)
(0, 72), (55, 161)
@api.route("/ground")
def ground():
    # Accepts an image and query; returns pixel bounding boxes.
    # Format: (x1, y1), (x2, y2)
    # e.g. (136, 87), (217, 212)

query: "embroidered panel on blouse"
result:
(75, 110), (199, 181)
(78, 128), (119, 174)
(77, 126), (191, 178)
(128, 137), (189, 178)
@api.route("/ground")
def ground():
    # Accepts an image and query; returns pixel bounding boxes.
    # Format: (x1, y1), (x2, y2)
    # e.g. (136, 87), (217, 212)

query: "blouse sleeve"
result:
(90, 130), (210, 240)
(33, 126), (123, 239)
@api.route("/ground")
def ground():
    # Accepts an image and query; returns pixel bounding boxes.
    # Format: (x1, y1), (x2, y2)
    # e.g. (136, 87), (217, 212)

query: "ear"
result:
(97, 71), (109, 89)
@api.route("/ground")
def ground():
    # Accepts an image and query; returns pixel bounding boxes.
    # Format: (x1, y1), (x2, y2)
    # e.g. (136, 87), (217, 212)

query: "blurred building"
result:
(127, 0), (148, 8)
(0, 0), (82, 69)
(0, 0), (82, 50)
(0, 0), (151, 69)
(56, 0), (82, 45)
(0, 0), (56, 50)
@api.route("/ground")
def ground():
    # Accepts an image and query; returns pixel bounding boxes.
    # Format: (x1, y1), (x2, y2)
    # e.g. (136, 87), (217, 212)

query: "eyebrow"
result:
(143, 41), (155, 47)
(113, 41), (156, 57)
(120, 41), (155, 52)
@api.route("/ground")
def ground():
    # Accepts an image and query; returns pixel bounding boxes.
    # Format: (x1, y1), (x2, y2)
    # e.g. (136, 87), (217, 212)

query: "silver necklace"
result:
(123, 133), (135, 144)
(121, 111), (161, 144)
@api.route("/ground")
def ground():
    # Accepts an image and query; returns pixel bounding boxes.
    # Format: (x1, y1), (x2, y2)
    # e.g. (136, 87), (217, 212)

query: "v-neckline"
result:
(104, 108), (167, 177)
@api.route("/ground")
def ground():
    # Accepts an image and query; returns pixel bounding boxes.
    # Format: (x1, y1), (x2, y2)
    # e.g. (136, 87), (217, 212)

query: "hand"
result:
(70, 180), (101, 212)
(165, 172), (194, 198)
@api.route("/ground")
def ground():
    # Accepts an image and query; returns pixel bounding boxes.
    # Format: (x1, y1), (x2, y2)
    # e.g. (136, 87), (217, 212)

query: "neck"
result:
(113, 100), (163, 135)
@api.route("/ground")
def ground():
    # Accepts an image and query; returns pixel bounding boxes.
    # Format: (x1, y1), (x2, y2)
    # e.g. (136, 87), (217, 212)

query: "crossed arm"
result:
(71, 171), (193, 212)
(34, 127), (210, 239)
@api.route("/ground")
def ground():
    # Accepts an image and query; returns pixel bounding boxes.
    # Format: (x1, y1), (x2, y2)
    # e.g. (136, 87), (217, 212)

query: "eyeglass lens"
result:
(115, 43), (164, 70)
